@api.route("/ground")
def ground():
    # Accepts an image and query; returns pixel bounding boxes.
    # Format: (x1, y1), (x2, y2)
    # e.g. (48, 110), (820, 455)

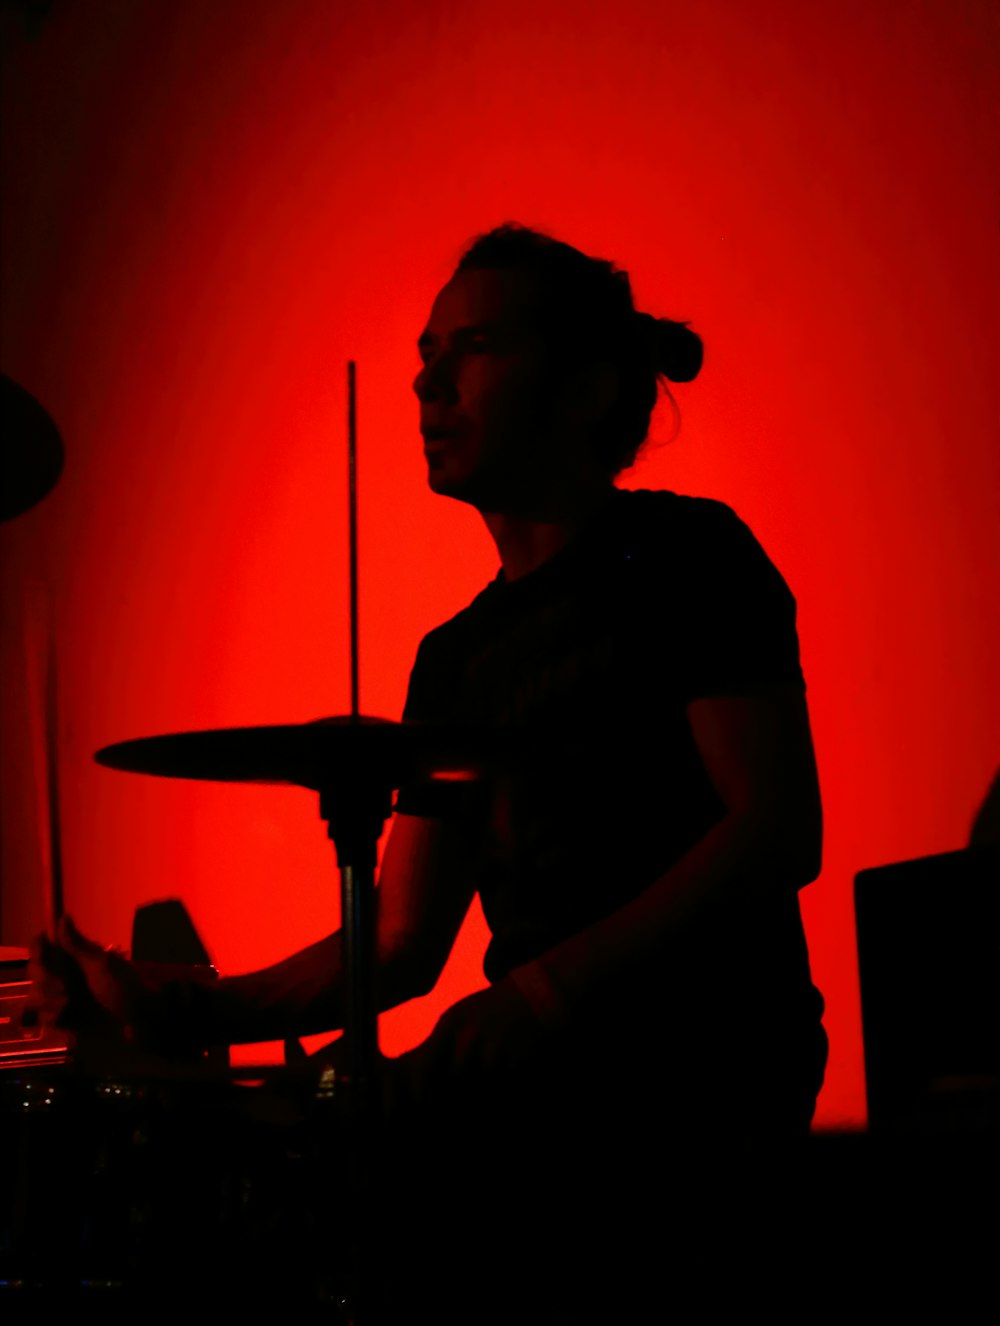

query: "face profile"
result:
(414, 266), (598, 515)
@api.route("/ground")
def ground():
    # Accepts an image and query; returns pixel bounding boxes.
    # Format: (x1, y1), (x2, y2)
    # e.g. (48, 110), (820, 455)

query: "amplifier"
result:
(855, 845), (1000, 1133)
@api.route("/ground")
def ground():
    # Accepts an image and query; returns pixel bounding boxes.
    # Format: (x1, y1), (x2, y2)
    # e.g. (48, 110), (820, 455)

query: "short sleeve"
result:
(394, 629), (479, 818)
(401, 633), (452, 725)
(672, 502), (805, 702)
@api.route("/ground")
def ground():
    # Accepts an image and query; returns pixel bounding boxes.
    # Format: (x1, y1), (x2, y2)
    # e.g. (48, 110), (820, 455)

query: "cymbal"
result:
(0, 374), (65, 521)
(94, 715), (494, 790)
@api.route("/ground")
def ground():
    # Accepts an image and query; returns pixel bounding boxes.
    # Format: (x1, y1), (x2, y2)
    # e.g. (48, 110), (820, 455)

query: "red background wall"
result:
(2, 0), (997, 1129)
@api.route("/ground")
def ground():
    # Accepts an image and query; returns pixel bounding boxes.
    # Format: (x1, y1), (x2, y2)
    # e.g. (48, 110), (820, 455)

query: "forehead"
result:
(422, 266), (540, 336)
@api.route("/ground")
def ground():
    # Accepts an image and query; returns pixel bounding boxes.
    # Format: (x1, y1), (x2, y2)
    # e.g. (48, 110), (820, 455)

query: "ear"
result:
(550, 360), (620, 432)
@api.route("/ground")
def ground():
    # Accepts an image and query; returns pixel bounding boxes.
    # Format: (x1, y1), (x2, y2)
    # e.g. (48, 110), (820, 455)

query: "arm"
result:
(514, 684), (816, 1013)
(524, 685), (822, 1011)
(29, 811), (478, 1051)
(400, 684), (822, 1086)
(202, 810), (479, 1043)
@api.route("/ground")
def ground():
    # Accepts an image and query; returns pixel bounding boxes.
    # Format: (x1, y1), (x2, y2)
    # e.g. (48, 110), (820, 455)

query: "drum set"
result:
(0, 369), (498, 1317)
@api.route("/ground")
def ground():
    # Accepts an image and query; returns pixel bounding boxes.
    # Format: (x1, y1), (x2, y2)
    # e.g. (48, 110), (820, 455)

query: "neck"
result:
(481, 477), (615, 582)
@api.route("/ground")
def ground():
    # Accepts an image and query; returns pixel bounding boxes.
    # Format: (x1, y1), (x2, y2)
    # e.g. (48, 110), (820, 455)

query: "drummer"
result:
(29, 223), (827, 1153)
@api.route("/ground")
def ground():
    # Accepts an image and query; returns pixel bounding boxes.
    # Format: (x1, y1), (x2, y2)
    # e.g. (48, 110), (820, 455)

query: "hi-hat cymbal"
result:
(0, 375), (65, 521)
(94, 715), (495, 790)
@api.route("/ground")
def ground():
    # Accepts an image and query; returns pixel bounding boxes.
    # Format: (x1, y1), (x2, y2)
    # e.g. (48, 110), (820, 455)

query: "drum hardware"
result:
(84, 364), (497, 1320)
(92, 716), (494, 1315)
(1, 1058), (346, 1303)
(0, 374), (64, 522)
(9, 361), (499, 1315)
(24, 575), (65, 942)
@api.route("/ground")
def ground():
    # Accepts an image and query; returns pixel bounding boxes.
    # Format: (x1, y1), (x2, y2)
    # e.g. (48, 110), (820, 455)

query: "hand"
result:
(384, 976), (557, 1112)
(25, 916), (148, 1046)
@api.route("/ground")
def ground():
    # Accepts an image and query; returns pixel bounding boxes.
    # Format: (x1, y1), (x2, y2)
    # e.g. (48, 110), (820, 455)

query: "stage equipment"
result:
(855, 845), (1000, 1134)
(88, 363), (496, 1320)
(0, 374), (64, 521)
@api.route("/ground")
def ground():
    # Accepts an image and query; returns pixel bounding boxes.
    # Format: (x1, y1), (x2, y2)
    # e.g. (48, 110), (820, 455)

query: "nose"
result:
(413, 351), (459, 404)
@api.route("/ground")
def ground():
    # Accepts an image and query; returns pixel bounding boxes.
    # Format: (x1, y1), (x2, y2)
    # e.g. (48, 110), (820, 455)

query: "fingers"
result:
(25, 930), (88, 1030)
(29, 930), (79, 993)
(25, 918), (132, 1039)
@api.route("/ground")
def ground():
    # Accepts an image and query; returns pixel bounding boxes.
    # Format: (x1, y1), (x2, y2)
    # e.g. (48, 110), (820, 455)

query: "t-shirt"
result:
(396, 489), (825, 1094)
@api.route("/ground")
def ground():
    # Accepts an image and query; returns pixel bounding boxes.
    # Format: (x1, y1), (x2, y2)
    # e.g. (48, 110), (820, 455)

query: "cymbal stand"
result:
(321, 362), (385, 1324)
(335, 360), (383, 1125)
(320, 772), (389, 1130)
(24, 579), (65, 940)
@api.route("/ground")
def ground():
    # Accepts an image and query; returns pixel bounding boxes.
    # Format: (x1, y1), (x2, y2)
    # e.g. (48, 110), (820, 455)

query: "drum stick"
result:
(348, 360), (359, 720)
(23, 580), (65, 939)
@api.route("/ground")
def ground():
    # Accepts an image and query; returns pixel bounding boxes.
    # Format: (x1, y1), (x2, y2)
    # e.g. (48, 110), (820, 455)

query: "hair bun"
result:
(641, 314), (703, 383)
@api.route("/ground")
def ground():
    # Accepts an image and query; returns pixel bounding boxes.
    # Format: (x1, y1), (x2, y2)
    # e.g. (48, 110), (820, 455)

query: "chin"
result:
(426, 459), (478, 503)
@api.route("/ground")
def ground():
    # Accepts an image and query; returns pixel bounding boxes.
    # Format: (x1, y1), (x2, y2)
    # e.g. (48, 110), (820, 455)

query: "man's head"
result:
(413, 224), (702, 513)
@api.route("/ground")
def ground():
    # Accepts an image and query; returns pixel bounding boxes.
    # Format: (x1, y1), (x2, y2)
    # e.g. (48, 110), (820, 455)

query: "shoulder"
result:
(407, 578), (502, 686)
(402, 580), (502, 720)
(614, 486), (748, 532)
(415, 580), (498, 651)
(623, 493), (805, 696)
(614, 488), (777, 570)
(618, 487), (801, 650)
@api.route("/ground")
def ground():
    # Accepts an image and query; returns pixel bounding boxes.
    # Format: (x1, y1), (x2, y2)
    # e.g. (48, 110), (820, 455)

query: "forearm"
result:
(155, 928), (438, 1048)
(528, 811), (816, 1012)
(213, 932), (346, 1043)
(137, 934), (343, 1048)
(142, 814), (474, 1049)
